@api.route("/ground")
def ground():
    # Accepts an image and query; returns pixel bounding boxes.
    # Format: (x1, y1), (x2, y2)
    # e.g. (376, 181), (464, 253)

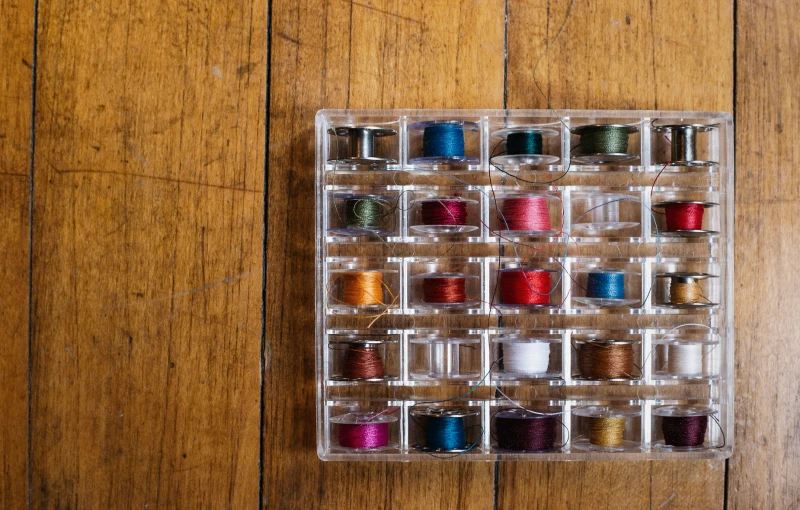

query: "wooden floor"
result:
(0, 0), (797, 508)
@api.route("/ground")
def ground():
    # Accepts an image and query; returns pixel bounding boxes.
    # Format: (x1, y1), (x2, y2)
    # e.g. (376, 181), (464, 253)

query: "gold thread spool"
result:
(669, 281), (702, 304)
(587, 417), (626, 446)
(341, 271), (384, 305)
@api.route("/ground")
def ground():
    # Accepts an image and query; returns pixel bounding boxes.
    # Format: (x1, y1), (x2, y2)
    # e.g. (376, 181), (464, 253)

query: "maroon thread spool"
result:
(653, 406), (715, 450)
(494, 409), (561, 452)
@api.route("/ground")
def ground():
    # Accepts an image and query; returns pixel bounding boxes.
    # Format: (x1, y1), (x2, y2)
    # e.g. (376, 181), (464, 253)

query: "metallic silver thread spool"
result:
(654, 123), (717, 166)
(328, 126), (397, 164)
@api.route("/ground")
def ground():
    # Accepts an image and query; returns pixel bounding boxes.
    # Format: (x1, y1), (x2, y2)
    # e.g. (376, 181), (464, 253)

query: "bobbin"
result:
(409, 196), (479, 235)
(327, 125), (398, 165)
(571, 124), (640, 164)
(571, 193), (640, 233)
(494, 268), (560, 310)
(409, 272), (480, 310)
(652, 200), (719, 237)
(491, 408), (567, 453)
(328, 192), (397, 237)
(572, 340), (641, 382)
(328, 268), (399, 312)
(652, 405), (718, 451)
(410, 406), (480, 453)
(572, 268), (641, 308)
(651, 336), (719, 381)
(490, 125), (560, 166)
(655, 272), (718, 309)
(408, 335), (482, 381)
(653, 123), (718, 167)
(571, 405), (641, 452)
(328, 334), (398, 382)
(330, 411), (399, 452)
(492, 335), (561, 381)
(493, 192), (560, 237)
(408, 120), (480, 166)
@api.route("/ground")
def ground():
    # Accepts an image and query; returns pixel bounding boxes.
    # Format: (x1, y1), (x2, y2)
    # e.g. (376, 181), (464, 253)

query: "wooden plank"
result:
(0, 0), (33, 505)
(264, 0), (504, 508)
(500, 1), (732, 508)
(729, 1), (800, 507)
(30, 0), (265, 506)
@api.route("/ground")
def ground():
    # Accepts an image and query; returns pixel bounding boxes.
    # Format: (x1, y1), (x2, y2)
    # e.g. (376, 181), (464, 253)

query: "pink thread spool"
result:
(331, 411), (397, 450)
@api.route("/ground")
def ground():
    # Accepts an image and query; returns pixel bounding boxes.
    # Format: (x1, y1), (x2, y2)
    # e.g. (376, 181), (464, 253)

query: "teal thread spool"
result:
(490, 126), (560, 166)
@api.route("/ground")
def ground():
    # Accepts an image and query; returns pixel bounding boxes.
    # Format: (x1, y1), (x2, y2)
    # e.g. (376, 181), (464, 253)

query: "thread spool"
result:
(409, 120), (479, 165)
(409, 336), (481, 380)
(576, 341), (638, 380)
(411, 272), (478, 309)
(654, 200), (718, 237)
(490, 126), (560, 166)
(327, 126), (397, 165)
(497, 341), (551, 376)
(573, 269), (639, 308)
(653, 338), (717, 380)
(653, 406), (716, 450)
(498, 269), (556, 307)
(410, 197), (479, 235)
(653, 123), (717, 167)
(411, 407), (479, 453)
(329, 335), (396, 382)
(572, 124), (639, 164)
(328, 193), (395, 237)
(656, 273), (717, 308)
(494, 409), (561, 452)
(340, 271), (385, 306)
(572, 406), (640, 452)
(572, 193), (640, 233)
(665, 343), (704, 376)
(497, 194), (556, 235)
(331, 411), (398, 450)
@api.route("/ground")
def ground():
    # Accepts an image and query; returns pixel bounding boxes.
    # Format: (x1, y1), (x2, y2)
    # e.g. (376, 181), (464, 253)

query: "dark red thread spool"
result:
(500, 270), (551, 305)
(662, 415), (708, 447)
(422, 277), (467, 303)
(421, 199), (469, 225)
(665, 203), (704, 230)
(495, 409), (560, 452)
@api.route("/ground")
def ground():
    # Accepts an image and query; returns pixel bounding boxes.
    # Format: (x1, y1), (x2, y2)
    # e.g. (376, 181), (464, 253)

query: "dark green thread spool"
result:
(506, 131), (543, 156)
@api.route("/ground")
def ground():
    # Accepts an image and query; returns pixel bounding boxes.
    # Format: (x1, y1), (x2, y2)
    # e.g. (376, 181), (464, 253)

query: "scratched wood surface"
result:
(0, 0), (32, 507)
(1, 0), (798, 508)
(30, 0), (266, 507)
(264, 1), (504, 508)
(729, 1), (800, 508)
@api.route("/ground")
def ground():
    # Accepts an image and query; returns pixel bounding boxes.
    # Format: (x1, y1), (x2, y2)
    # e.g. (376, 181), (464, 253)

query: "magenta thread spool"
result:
(331, 411), (397, 450)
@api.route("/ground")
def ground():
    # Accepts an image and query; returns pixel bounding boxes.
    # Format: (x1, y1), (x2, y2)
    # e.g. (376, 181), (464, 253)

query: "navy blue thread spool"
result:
(411, 407), (479, 453)
(409, 121), (479, 165)
(586, 271), (626, 300)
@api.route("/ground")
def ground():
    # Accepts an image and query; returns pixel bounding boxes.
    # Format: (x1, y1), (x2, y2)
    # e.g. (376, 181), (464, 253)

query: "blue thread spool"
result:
(587, 271), (626, 299)
(409, 120), (479, 165)
(411, 407), (480, 453)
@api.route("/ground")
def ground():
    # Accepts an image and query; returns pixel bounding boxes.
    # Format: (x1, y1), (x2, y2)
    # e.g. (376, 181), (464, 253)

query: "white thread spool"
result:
(666, 343), (703, 376)
(501, 342), (551, 374)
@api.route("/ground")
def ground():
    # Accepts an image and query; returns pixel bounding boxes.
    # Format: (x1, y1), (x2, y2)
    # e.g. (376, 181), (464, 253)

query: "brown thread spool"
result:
(342, 345), (386, 379)
(587, 417), (626, 446)
(577, 341), (636, 379)
(669, 281), (702, 305)
(341, 271), (384, 305)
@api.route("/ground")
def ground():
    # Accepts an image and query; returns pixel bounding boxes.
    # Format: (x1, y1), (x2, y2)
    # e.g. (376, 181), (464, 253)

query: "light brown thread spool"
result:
(587, 417), (626, 446)
(577, 342), (635, 379)
(342, 271), (384, 305)
(669, 281), (702, 304)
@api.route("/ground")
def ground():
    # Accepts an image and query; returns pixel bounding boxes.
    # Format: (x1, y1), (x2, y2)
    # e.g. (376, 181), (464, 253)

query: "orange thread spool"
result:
(342, 271), (384, 305)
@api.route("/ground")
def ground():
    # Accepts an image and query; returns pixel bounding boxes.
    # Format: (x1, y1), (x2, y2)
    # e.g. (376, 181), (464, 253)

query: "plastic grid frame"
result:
(315, 109), (734, 461)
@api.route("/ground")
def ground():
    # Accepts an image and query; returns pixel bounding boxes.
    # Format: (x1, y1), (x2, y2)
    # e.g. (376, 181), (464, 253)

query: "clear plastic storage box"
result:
(316, 109), (734, 461)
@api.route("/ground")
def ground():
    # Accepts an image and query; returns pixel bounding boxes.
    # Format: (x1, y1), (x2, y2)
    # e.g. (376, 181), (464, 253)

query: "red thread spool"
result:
(665, 203), (704, 231)
(421, 199), (469, 225)
(423, 277), (467, 303)
(500, 270), (551, 305)
(500, 197), (552, 231)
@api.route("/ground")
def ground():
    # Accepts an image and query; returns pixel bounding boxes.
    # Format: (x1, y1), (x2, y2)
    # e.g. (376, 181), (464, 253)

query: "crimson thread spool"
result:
(665, 203), (704, 230)
(331, 411), (398, 450)
(494, 409), (561, 452)
(411, 272), (479, 309)
(499, 269), (555, 306)
(576, 341), (637, 380)
(653, 406), (716, 450)
(411, 197), (479, 235)
(497, 195), (555, 234)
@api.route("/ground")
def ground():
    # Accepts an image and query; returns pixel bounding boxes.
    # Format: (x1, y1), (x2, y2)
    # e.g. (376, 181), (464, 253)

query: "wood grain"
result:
(500, 1), (732, 508)
(30, 0), (266, 507)
(264, 0), (504, 508)
(0, 0), (32, 506)
(729, 0), (800, 508)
